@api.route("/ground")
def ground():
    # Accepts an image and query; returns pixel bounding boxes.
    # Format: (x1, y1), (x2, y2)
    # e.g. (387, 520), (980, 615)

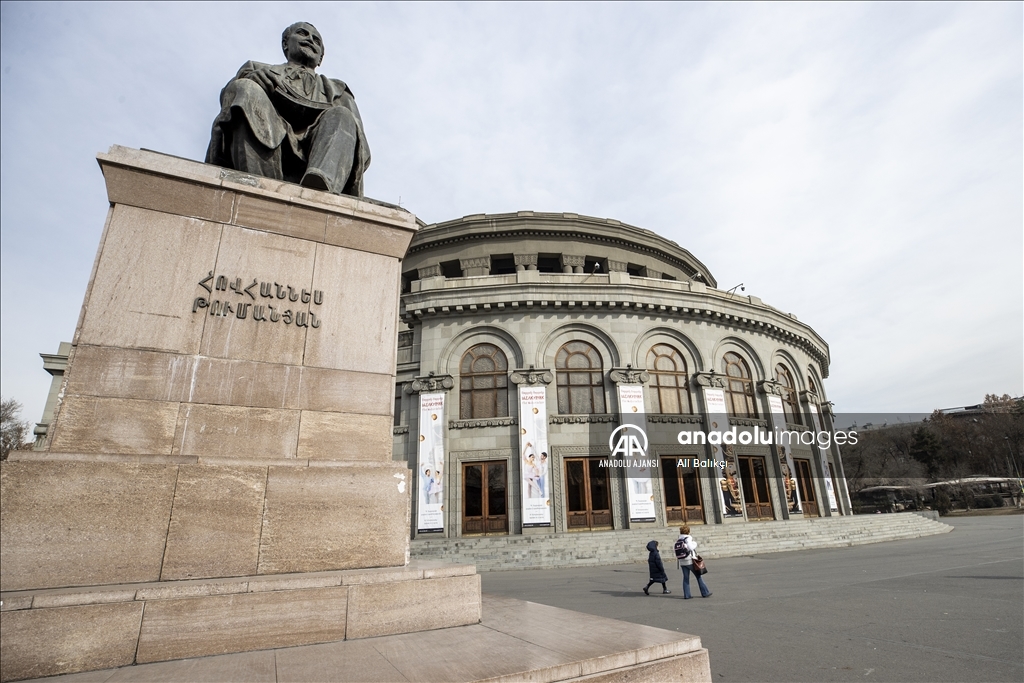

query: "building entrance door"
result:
(738, 455), (774, 520)
(462, 461), (508, 535)
(661, 457), (705, 524)
(794, 459), (819, 517)
(564, 458), (612, 530)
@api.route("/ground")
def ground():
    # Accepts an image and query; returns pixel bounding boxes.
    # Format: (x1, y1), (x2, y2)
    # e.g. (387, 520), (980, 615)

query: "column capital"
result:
(693, 371), (727, 389)
(800, 389), (820, 406)
(417, 264), (442, 279)
(510, 368), (553, 385)
(610, 367), (649, 385)
(404, 373), (455, 394)
(757, 380), (786, 396)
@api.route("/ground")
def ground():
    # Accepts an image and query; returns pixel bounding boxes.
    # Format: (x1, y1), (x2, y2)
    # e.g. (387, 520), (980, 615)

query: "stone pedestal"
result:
(0, 147), (480, 682)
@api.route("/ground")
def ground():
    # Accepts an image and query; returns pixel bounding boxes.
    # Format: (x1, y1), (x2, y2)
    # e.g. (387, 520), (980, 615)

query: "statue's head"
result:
(282, 22), (324, 68)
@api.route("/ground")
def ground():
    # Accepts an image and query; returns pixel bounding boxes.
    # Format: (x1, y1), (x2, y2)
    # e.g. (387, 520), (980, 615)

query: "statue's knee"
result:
(320, 106), (357, 130)
(226, 78), (272, 105)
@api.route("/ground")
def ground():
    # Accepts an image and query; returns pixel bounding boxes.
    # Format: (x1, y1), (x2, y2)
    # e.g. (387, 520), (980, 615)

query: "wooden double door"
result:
(462, 461), (508, 535)
(794, 459), (820, 517)
(661, 457), (705, 524)
(738, 455), (775, 521)
(564, 458), (612, 530)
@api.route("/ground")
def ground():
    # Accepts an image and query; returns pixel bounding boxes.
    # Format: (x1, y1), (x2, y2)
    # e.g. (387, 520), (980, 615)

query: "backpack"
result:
(673, 537), (691, 560)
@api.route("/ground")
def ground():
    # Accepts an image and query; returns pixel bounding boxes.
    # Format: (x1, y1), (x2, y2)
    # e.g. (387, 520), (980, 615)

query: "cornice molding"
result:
(648, 414), (705, 424)
(729, 417), (769, 428)
(449, 417), (518, 429)
(549, 414), (617, 425)
(401, 292), (830, 378)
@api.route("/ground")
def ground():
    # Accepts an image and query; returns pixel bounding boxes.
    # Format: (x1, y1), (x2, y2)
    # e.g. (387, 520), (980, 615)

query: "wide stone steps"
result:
(409, 513), (952, 572)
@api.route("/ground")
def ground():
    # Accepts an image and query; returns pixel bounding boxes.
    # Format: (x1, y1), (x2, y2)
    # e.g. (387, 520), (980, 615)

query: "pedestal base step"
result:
(0, 562), (480, 682)
(7, 596), (711, 683)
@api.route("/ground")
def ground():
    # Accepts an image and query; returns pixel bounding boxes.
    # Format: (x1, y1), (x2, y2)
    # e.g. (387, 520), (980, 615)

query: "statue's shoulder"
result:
(323, 77), (355, 102)
(233, 60), (276, 79)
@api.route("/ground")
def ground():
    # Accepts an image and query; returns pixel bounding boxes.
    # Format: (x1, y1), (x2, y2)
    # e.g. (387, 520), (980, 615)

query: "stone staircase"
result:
(410, 512), (952, 572)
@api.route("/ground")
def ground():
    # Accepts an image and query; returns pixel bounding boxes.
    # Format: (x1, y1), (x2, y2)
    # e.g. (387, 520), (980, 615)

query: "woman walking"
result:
(674, 525), (712, 599)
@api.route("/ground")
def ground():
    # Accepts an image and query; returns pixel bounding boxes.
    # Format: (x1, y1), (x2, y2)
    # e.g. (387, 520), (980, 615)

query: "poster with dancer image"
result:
(416, 392), (446, 532)
(519, 385), (552, 526)
(617, 384), (656, 522)
(767, 394), (802, 514)
(705, 388), (744, 518)
(808, 403), (839, 513)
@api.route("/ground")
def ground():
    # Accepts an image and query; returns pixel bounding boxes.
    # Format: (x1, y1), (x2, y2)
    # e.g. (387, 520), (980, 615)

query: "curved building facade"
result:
(393, 211), (851, 539)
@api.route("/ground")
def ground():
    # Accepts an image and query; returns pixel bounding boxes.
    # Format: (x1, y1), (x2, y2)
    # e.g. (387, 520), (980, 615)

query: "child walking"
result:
(642, 540), (671, 595)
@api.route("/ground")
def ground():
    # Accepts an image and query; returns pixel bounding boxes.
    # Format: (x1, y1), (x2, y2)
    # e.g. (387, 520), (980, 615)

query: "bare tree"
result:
(1, 397), (32, 460)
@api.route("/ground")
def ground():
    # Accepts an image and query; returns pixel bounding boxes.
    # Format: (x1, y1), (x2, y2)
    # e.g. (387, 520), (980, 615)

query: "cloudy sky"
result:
(1, 1), (1020, 426)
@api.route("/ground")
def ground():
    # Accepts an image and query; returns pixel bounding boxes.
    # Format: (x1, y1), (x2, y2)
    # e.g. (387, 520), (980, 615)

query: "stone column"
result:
(459, 256), (491, 277)
(514, 253), (538, 271)
(560, 254), (585, 274)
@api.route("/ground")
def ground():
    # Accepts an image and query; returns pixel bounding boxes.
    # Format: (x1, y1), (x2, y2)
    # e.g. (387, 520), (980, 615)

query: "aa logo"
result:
(609, 424), (648, 458)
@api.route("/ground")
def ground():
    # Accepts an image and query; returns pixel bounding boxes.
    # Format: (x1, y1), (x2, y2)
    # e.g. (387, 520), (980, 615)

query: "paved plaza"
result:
(481, 515), (1024, 683)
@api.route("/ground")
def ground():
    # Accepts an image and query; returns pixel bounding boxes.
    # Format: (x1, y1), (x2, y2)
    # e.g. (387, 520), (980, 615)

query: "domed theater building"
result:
(393, 211), (851, 544)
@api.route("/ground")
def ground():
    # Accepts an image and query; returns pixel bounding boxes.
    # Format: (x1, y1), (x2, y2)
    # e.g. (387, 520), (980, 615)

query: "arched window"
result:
(556, 341), (605, 414)
(723, 351), (757, 417)
(647, 344), (692, 414)
(774, 364), (801, 425)
(808, 374), (820, 397)
(459, 344), (509, 419)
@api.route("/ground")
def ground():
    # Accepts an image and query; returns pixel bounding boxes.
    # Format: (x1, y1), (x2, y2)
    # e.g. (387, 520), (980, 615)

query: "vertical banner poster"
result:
(766, 394), (802, 515)
(416, 393), (446, 532)
(808, 404), (839, 512)
(519, 385), (552, 527)
(617, 385), (656, 522)
(705, 388), (744, 518)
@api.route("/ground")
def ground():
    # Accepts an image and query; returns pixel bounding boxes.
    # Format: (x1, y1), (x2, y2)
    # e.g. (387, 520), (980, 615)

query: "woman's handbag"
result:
(692, 555), (708, 575)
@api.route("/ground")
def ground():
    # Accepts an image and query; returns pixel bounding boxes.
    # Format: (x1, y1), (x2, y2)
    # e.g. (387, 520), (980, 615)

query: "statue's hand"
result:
(244, 67), (280, 95)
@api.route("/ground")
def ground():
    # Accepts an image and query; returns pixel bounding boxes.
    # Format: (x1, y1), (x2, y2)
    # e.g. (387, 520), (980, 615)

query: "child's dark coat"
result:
(646, 540), (668, 582)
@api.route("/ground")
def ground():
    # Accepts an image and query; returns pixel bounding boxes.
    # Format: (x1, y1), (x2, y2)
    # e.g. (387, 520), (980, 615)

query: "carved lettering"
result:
(210, 300), (233, 316)
(193, 274), (325, 329)
(198, 271), (213, 293)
